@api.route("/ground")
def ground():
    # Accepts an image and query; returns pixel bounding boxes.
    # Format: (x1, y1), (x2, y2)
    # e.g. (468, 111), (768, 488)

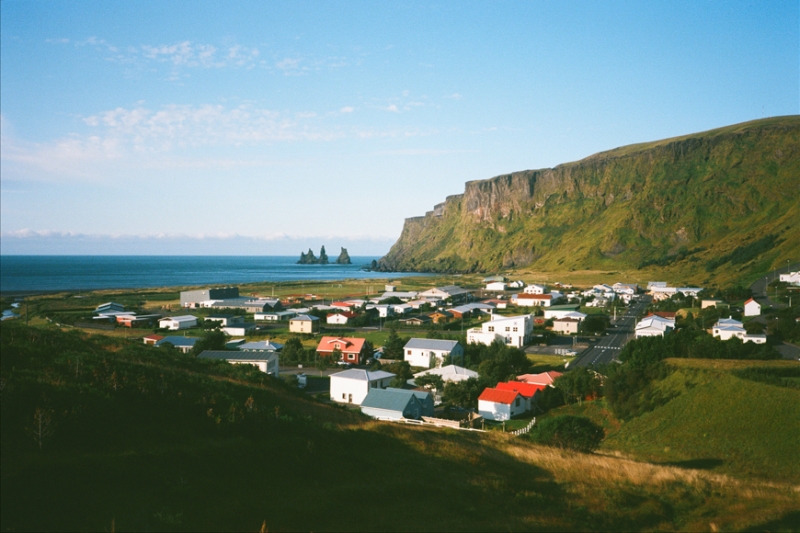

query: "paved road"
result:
(570, 296), (652, 368)
(749, 262), (800, 309)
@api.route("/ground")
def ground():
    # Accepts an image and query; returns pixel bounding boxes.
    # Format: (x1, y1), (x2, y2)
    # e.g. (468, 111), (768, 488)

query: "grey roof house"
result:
(360, 388), (434, 420)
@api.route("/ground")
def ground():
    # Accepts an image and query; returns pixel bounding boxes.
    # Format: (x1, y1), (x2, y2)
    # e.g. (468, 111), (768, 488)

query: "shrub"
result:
(529, 415), (604, 452)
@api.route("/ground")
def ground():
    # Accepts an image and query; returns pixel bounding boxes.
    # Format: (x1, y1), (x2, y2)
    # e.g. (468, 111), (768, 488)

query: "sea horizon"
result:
(0, 255), (430, 294)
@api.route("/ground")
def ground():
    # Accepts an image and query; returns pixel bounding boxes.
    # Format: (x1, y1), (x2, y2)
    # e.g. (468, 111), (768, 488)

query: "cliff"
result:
(378, 116), (800, 282)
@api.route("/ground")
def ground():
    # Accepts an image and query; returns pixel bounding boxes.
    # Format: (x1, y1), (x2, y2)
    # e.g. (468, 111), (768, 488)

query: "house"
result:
(483, 298), (508, 309)
(508, 280), (525, 289)
(635, 315), (675, 338)
(360, 388), (434, 420)
(116, 314), (160, 328)
(677, 287), (703, 298)
(523, 284), (546, 295)
(327, 312), (357, 325)
(412, 365), (479, 384)
(744, 298), (761, 317)
(155, 336), (198, 353)
(418, 285), (471, 303)
(404, 338), (463, 368)
(330, 302), (355, 312)
(552, 317), (581, 334)
(647, 311), (677, 320)
(467, 314), (532, 348)
(255, 310), (297, 322)
(649, 285), (678, 301)
(143, 334), (164, 346)
(612, 283), (639, 295)
(543, 305), (583, 320)
(405, 299), (433, 310)
(779, 271), (800, 286)
(399, 316), (432, 326)
(94, 302), (125, 314)
(515, 294), (552, 307)
(701, 299), (725, 309)
(385, 284), (397, 292)
(380, 291), (419, 301)
(330, 369), (396, 405)
(373, 304), (392, 318)
(238, 340), (283, 352)
(429, 311), (453, 324)
(206, 314), (245, 327)
(198, 350), (279, 375)
(486, 281), (507, 292)
(495, 381), (546, 411)
(478, 388), (526, 421)
(390, 303), (413, 316)
(517, 371), (563, 387)
(181, 287), (240, 308)
(159, 315), (198, 330)
(317, 336), (371, 365)
(289, 314), (319, 333)
(221, 323), (256, 336)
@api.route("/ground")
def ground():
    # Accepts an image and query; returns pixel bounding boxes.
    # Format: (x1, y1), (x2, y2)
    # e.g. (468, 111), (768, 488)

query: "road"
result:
(749, 262), (800, 309)
(570, 296), (652, 368)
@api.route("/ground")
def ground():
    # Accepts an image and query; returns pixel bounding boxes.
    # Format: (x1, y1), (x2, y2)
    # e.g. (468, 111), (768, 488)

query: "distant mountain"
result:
(378, 116), (800, 283)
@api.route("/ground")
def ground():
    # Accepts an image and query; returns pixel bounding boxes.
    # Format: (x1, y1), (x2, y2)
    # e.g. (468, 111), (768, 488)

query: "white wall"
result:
(478, 398), (525, 421)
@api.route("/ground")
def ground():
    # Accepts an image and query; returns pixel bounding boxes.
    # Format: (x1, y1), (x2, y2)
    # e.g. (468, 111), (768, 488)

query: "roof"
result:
(156, 336), (198, 347)
(478, 388), (521, 405)
(330, 369), (395, 381)
(496, 381), (546, 398)
(517, 371), (563, 386)
(198, 350), (277, 361)
(162, 315), (197, 322)
(404, 338), (460, 352)
(401, 315), (432, 322)
(361, 387), (429, 412)
(317, 336), (367, 353)
(647, 311), (677, 319)
(413, 365), (479, 380)
(636, 316), (674, 331)
(716, 317), (744, 327)
(518, 293), (552, 300)
(238, 341), (284, 351)
(143, 334), (164, 341)
(553, 317), (581, 323)
(291, 314), (319, 322)
(744, 298), (759, 305)
(546, 304), (580, 311)
(327, 311), (358, 318)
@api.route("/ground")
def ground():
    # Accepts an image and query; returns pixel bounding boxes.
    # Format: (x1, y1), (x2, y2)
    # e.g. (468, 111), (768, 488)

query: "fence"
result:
(373, 416), (486, 432)
(511, 417), (536, 436)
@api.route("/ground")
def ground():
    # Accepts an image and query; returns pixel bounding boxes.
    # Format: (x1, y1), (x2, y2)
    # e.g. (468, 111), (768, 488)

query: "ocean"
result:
(0, 256), (430, 293)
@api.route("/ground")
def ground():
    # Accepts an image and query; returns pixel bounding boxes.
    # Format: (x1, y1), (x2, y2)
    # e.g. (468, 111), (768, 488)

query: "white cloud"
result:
(447, 93), (463, 100)
(384, 104), (400, 113)
(339, 106), (355, 114)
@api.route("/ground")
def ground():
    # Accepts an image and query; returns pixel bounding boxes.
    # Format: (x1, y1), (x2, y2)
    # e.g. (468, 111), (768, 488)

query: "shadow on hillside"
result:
(659, 458), (724, 470)
(740, 510), (800, 532)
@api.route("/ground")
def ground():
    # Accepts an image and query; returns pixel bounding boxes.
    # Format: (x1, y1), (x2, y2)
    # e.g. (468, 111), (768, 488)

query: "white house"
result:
(198, 350), (279, 375)
(327, 313), (355, 325)
(373, 305), (392, 318)
(238, 340), (283, 352)
(329, 369), (395, 405)
(255, 310), (297, 322)
(418, 285), (471, 302)
(543, 306), (585, 320)
(412, 365), (479, 384)
(221, 323), (256, 336)
(612, 283), (638, 295)
(391, 303), (413, 315)
(515, 294), (552, 307)
(478, 388), (526, 421)
(744, 298), (761, 317)
(289, 314), (319, 333)
(779, 271), (800, 286)
(486, 281), (507, 291)
(524, 284), (546, 295)
(677, 287), (704, 298)
(467, 314), (532, 348)
(508, 280), (525, 289)
(553, 317), (580, 334)
(403, 338), (464, 368)
(159, 315), (198, 330)
(634, 315), (675, 338)
(205, 315), (244, 327)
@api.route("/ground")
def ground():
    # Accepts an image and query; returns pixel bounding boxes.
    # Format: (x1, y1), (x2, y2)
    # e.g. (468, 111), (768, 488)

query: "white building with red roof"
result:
(478, 388), (526, 421)
(495, 381), (547, 411)
(744, 298), (761, 317)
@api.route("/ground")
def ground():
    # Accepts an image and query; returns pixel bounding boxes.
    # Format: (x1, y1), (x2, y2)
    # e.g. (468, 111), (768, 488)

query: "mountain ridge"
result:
(378, 116), (800, 283)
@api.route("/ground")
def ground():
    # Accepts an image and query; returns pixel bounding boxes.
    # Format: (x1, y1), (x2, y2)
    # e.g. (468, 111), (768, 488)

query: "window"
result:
(488, 326), (494, 332)
(513, 327), (518, 332)
(342, 393), (346, 400)
(407, 350), (412, 355)
(505, 327), (510, 332)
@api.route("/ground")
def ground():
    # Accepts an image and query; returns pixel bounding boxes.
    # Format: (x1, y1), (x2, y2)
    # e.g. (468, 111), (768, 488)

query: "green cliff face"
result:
(378, 116), (800, 282)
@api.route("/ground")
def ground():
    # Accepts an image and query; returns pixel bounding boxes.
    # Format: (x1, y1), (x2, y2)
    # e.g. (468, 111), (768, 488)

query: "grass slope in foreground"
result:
(2, 323), (798, 532)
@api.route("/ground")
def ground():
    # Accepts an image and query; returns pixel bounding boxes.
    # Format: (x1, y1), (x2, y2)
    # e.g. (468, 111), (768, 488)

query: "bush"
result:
(529, 415), (604, 452)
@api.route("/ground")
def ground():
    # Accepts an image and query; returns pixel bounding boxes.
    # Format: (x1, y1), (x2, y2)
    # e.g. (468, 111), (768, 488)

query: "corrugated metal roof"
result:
(361, 388), (423, 411)
(331, 369), (395, 381)
(478, 388), (520, 404)
(404, 338), (460, 351)
(156, 336), (198, 347)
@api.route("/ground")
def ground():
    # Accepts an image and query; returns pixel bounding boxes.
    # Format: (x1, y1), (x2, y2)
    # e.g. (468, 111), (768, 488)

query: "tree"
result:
(281, 337), (305, 364)
(528, 415), (604, 452)
(414, 373), (444, 392)
(386, 361), (412, 388)
(581, 315), (608, 335)
(191, 330), (227, 355)
(382, 324), (405, 360)
(442, 377), (485, 409)
(30, 407), (54, 450)
(554, 367), (602, 405)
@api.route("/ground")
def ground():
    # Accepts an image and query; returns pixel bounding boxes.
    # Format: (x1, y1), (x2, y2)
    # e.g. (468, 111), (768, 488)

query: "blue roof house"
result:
(360, 388), (434, 420)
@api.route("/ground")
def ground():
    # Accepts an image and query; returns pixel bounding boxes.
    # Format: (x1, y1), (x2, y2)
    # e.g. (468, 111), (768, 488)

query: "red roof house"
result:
(143, 334), (164, 345)
(496, 381), (547, 410)
(517, 371), (563, 387)
(478, 388), (526, 421)
(316, 336), (370, 364)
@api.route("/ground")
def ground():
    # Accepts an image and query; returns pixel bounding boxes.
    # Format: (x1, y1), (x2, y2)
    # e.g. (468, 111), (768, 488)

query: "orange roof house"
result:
(516, 371), (563, 387)
(316, 336), (371, 365)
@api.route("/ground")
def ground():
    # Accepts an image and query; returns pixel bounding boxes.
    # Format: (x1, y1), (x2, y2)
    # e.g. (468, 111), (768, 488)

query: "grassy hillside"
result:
(544, 358), (800, 483)
(379, 116), (800, 285)
(2, 323), (798, 531)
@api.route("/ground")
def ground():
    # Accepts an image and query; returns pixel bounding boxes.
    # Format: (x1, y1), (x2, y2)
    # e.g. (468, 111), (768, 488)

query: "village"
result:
(79, 269), (800, 431)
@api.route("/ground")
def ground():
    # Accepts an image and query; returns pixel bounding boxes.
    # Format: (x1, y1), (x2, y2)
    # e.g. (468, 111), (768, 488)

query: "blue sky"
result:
(2, 0), (798, 255)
